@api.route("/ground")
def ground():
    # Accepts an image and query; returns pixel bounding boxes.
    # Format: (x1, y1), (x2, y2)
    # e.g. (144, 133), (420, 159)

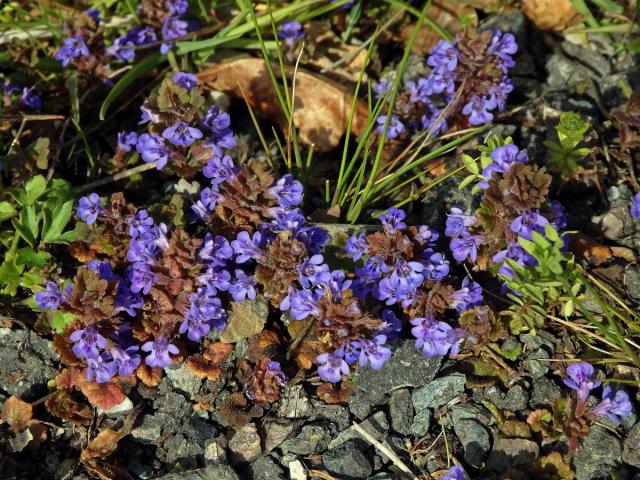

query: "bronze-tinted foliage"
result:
(219, 392), (264, 428)
(63, 267), (119, 326)
(188, 342), (234, 380)
(60, 11), (111, 79)
(459, 305), (506, 352)
(611, 87), (640, 151)
(316, 295), (380, 348)
(246, 330), (280, 363)
(404, 281), (454, 318)
(485, 163), (551, 213)
(256, 233), (307, 307)
(366, 230), (414, 264)
(215, 160), (277, 230)
(70, 192), (136, 263)
(316, 379), (353, 405)
(143, 228), (202, 334)
(138, 0), (172, 25)
(246, 358), (284, 403)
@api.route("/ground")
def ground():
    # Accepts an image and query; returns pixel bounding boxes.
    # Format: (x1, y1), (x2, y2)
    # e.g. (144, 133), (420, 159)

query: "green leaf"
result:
(16, 247), (51, 268)
(24, 175), (47, 205)
(32, 137), (50, 170)
(462, 154), (478, 174)
(100, 52), (163, 120)
(458, 174), (477, 190)
(50, 311), (75, 333)
(562, 299), (574, 317)
(500, 342), (522, 361)
(12, 205), (39, 248)
(41, 199), (74, 244)
(0, 201), (17, 222)
(0, 259), (24, 296)
(20, 269), (44, 290)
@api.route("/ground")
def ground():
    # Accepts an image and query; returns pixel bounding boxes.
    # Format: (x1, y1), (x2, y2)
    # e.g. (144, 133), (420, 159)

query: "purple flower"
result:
(376, 115), (405, 139)
(377, 309), (402, 339)
(414, 225), (439, 245)
(442, 465), (467, 480)
(492, 243), (536, 278)
(462, 95), (494, 125)
(377, 275), (405, 306)
(109, 345), (141, 377)
(278, 21), (305, 47)
(127, 238), (158, 264)
(229, 270), (257, 302)
(380, 207), (407, 232)
(316, 350), (350, 383)
(407, 78), (431, 104)
(86, 355), (117, 383)
(450, 233), (483, 262)
(591, 386), (633, 425)
(35, 282), (67, 310)
(106, 33), (137, 62)
(428, 67), (456, 96)
(139, 105), (160, 124)
(172, 71), (198, 91)
(136, 133), (170, 169)
(179, 309), (213, 341)
(422, 250), (450, 281)
(631, 192), (640, 219)
(266, 361), (287, 387)
(161, 16), (189, 54)
(563, 362), (601, 404)
(510, 210), (549, 240)
(391, 259), (424, 291)
(55, 35), (89, 67)
(488, 80), (513, 112)
(128, 210), (155, 239)
(281, 287), (321, 320)
(231, 231), (263, 263)
(298, 254), (330, 288)
(487, 31), (517, 70)
(202, 106), (231, 132)
(411, 315), (464, 357)
(451, 277), (483, 313)
(117, 131), (138, 152)
(20, 87), (41, 110)
(551, 200), (568, 229)
(345, 232), (368, 261)
(269, 174), (304, 208)
(322, 270), (352, 302)
(421, 109), (448, 136)
(141, 336), (179, 368)
(166, 0), (189, 15)
(199, 233), (233, 266)
(162, 122), (203, 147)
(86, 8), (101, 23)
(480, 144), (527, 188)
(445, 207), (475, 237)
(428, 39), (459, 72)
(203, 155), (236, 184)
(374, 79), (392, 98)
(189, 288), (226, 329)
(70, 326), (107, 360)
(356, 335), (392, 370)
(77, 193), (102, 225)
(197, 266), (231, 294)
(128, 262), (157, 295)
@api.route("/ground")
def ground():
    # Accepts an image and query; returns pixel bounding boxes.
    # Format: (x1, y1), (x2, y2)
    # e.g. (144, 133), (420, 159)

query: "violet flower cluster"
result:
(374, 29), (517, 141)
(563, 362), (633, 425)
(631, 192), (640, 219)
(1, 79), (42, 111)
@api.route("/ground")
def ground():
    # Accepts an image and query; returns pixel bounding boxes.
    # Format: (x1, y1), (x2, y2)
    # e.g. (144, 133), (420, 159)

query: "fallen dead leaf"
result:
(187, 341), (233, 381)
(136, 363), (163, 387)
(522, 0), (581, 31)
(569, 232), (612, 266)
(1, 396), (33, 432)
(316, 380), (353, 405)
(220, 296), (269, 343)
(197, 57), (369, 153)
(76, 375), (126, 410)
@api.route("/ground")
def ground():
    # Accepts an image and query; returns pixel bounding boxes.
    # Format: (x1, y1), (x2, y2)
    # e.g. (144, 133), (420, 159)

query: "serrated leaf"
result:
(50, 311), (76, 333)
(0, 201), (17, 222)
(24, 175), (47, 205)
(20, 269), (44, 290)
(500, 342), (522, 361)
(16, 247), (50, 268)
(42, 199), (74, 244)
(0, 259), (24, 296)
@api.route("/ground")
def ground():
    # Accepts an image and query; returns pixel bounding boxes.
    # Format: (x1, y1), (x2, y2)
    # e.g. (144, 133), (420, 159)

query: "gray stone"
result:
(245, 456), (286, 480)
(574, 425), (622, 480)
(389, 389), (413, 435)
(520, 333), (555, 353)
(277, 385), (312, 419)
(308, 400), (351, 432)
(131, 415), (162, 444)
(486, 438), (540, 473)
(623, 421), (640, 468)
(280, 425), (332, 455)
(524, 348), (550, 378)
(412, 373), (466, 411)
(165, 363), (202, 397)
(154, 466), (239, 480)
(409, 409), (432, 437)
(329, 411), (389, 450)
(322, 440), (373, 479)
(228, 423), (262, 464)
(479, 384), (529, 412)
(264, 419), (299, 452)
(0, 327), (57, 400)
(204, 438), (227, 465)
(530, 377), (562, 409)
(624, 265), (640, 304)
(451, 407), (491, 468)
(349, 341), (441, 419)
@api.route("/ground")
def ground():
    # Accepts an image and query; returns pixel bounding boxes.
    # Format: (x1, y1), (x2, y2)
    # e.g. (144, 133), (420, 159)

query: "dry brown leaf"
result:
(77, 376), (126, 410)
(56, 367), (82, 390)
(316, 379), (353, 405)
(220, 298), (268, 343)
(1, 396), (33, 433)
(569, 232), (612, 266)
(81, 429), (126, 461)
(197, 57), (368, 153)
(188, 343), (232, 380)
(45, 390), (93, 426)
(522, 0), (581, 31)
(136, 363), (163, 387)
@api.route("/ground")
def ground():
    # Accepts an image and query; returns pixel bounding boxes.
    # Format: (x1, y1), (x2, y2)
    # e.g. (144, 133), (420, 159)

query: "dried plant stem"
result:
(76, 161), (158, 193)
(287, 317), (315, 359)
(352, 422), (419, 480)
